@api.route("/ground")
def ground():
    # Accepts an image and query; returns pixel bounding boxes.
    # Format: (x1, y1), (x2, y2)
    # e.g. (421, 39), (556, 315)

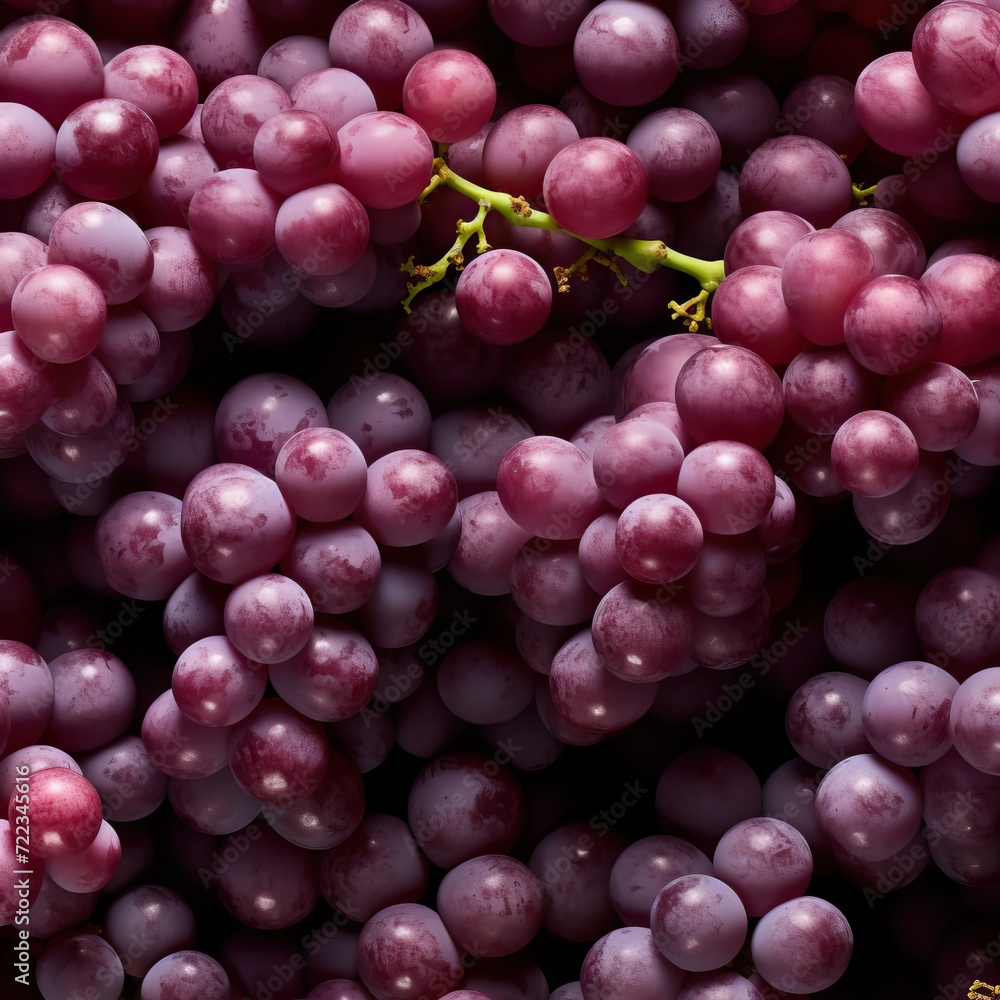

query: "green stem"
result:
(408, 159), (726, 299)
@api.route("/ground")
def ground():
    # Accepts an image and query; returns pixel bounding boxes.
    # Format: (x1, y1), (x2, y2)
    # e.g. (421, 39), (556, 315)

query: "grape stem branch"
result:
(401, 158), (727, 330)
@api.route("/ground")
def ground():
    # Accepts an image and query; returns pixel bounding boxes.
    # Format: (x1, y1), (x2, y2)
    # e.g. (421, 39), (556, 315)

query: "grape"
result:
(267, 744), (366, 849)
(779, 73), (867, 164)
(15, 765), (103, 859)
(650, 873), (748, 973)
(549, 627), (658, 733)
(0, 641), (54, 754)
(582, 925), (686, 999)
(712, 816), (813, 917)
(761, 758), (828, 864)
(573, 0), (680, 107)
(44, 818), (121, 893)
(172, 634), (268, 726)
(141, 689), (233, 779)
(227, 696), (329, 805)
(676, 971), (765, 1000)
(140, 949), (230, 1000)
(829, 410), (920, 498)
(608, 834), (714, 926)
(357, 903), (463, 1000)
(103, 44), (200, 140)
(436, 854), (544, 957)
(739, 136), (853, 229)
(0, 20), (104, 127)
(27, 872), (99, 940)
(921, 746), (1000, 846)
(615, 493), (704, 585)
(750, 896), (852, 993)
(130, 136), (220, 229)
(320, 812), (431, 921)
(12, 262), (107, 364)
(815, 752), (923, 861)
(881, 363), (980, 454)
(189, 168), (282, 265)
(436, 641), (536, 725)
(675, 344), (785, 449)
(528, 821), (627, 942)
(43, 648), (137, 753)
(949, 667), (1000, 775)
(708, 267), (809, 368)
(786, 671), (871, 768)
(626, 108), (722, 203)
(593, 418), (684, 508)
(55, 98), (159, 201)
(253, 109), (339, 196)
(36, 931), (125, 1000)
(843, 274), (941, 375)
(259, 35), (333, 91)
(781, 344), (882, 436)
(454, 248), (552, 346)
(167, 766), (260, 836)
(180, 462), (297, 585)
(0, 101), (56, 200)
(136, 225), (219, 333)
(656, 748), (762, 853)
(675, 440), (776, 536)
(80, 735), (168, 823)
(542, 137), (648, 239)
(921, 252), (1000, 368)
(911, 0), (1000, 116)
(781, 228), (876, 347)
(403, 49), (495, 144)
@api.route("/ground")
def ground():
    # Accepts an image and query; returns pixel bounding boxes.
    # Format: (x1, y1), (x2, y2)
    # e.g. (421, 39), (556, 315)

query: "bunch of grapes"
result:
(3, 1), (1000, 999)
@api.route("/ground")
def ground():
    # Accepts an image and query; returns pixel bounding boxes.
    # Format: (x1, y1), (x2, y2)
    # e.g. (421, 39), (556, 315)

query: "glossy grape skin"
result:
(0, 20), (104, 127)
(42, 648), (136, 754)
(103, 44), (200, 140)
(608, 834), (714, 927)
(542, 137), (648, 240)
(0, 101), (56, 199)
(675, 344), (785, 450)
(750, 896), (852, 994)
(180, 462), (297, 586)
(141, 689), (233, 780)
(36, 931), (125, 1000)
(12, 262), (107, 364)
(227, 696), (329, 805)
(739, 136), (853, 229)
(267, 744), (366, 850)
(435, 854), (544, 958)
(0, 640), (54, 754)
(167, 765), (260, 836)
(171, 634), (268, 727)
(357, 903), (463, 1000)
(829, 410), (919, 498)
(880, 363), (980, 453)
(949, 667), (1000, 775)
(920, 746), (1000, 846)
(573, 0), (680, 107)
(676, 440), (776, 536)
(862, 660), (959, 767)
(80, 735), (168, 823)
(650, 873), (748, 973)
(136, 225), (219, 333)
(712, 816), (814, 917)
(814, 752), (923, 862)
(55, 98), (159, 201)
(402, 48), (495, 144)
(15, 765), (103, 860)
(582, 925), (686, 1000)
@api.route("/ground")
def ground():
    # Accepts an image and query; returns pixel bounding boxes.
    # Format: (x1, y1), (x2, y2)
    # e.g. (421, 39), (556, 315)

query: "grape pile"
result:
(3, 1), (1000, 998)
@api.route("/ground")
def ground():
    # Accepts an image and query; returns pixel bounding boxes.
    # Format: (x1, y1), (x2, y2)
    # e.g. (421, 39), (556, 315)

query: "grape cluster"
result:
(3, 1), (1000, 999)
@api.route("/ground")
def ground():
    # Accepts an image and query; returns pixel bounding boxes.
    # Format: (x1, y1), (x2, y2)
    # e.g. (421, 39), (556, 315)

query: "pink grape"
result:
(0, 19), (104, 127)
(542, 137), (648, 239)
(274, 426), (368, 521)
(402, 48), (495, 144)
(12, 263), (107, 364)
(615, 493), (704, 585)
(676, 440), (776, 535)
(15, 765), (103, 859)
(650, 873), (748, 972)
(0, 101), (56, 199)
(171, 634), (268, 726)
(829, 410), (920, 498)
(55, 99), (159, 201)
(252, 109), (339, 195)
(573, 0), (680, 107)
(880, 362), (980, 453)
(141, 689), (233, 780)
(454, 248), (552, 346)
(136, 226), (219, 333)
(258, 34), (332, 92)
(750, 896), (852, 993)
(949, 667), (1000, 775)
(582, 926), (686, 999)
